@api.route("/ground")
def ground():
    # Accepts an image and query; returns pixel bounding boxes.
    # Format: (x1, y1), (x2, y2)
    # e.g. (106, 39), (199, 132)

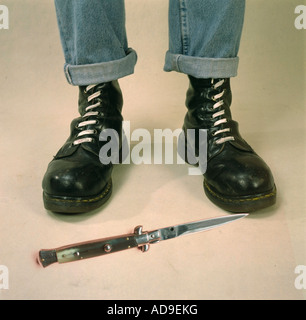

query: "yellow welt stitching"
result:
(48, 180), (112, 204)
(204, 180), (276, 203)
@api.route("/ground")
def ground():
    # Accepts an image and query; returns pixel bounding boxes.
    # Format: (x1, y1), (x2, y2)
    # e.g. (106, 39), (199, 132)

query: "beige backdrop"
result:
(0, 0), (305, 300)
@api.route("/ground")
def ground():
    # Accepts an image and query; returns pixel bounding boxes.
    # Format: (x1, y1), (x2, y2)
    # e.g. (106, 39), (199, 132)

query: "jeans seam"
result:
(179, 0), (189, 55)
(176, 55), (182, 72)
(64, 64), (73, 85)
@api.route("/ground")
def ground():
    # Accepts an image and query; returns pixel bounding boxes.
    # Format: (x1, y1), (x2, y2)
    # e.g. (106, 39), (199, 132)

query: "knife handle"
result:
(38, 233), (138, 268)
(38, 225), (162, 268)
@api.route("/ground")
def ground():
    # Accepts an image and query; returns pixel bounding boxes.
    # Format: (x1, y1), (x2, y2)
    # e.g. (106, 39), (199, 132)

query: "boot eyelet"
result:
(211, 129), (218, 136)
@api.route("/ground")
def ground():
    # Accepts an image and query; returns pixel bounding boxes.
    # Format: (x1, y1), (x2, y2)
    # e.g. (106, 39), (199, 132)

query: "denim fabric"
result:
(165, 0), (245, 78)
(54, 0), (245, 85)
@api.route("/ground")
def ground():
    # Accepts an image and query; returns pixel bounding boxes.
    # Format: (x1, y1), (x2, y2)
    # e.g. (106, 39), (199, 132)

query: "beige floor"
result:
(0, 0), (305, 300)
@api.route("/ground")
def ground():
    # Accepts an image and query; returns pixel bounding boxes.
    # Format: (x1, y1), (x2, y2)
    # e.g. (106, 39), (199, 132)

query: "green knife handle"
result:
(38, 233), (139, 267)
(58, 233), (139, 263)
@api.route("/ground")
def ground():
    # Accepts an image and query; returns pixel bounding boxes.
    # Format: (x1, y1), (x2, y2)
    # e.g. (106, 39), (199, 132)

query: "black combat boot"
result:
(42, 81), (125, 214)
(179, 76), (276, 213)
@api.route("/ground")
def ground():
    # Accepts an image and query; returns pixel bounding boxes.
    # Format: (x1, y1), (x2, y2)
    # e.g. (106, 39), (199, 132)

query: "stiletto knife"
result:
(38, 214), (247, 268)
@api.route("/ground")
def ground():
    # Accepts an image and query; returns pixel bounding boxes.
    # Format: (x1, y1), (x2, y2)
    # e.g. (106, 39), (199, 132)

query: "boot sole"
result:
(43, 179), (112, 214)
(204, 180), (277, 213)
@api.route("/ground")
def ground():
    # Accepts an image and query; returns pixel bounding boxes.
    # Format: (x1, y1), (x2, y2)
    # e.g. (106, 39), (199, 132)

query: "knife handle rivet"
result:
(104, 244), (112, 253)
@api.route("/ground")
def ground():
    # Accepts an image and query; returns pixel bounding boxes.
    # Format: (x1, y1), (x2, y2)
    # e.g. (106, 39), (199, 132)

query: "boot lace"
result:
(73, 84), (101, 145)
(211, 79), (234, 145)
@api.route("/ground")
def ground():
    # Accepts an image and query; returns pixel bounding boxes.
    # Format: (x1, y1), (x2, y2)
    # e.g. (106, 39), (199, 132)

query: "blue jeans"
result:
(54, 0), (245, 86)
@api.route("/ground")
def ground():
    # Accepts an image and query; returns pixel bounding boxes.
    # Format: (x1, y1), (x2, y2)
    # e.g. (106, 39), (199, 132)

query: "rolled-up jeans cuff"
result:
(63, 48), (137, 86)
(163, 51), (239, 78)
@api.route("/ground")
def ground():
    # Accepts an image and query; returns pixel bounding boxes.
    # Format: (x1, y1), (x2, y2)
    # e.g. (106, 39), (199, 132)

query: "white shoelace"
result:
(211, 79), (234, 145)
(73, 81), (234, 146)
(73, 84), (101, 145)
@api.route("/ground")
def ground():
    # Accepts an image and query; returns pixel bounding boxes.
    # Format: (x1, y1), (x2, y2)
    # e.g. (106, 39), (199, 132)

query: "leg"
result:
(54, 0), (137, 85)
(166, 0), (276, 212)
(42, 0), (134, 213)
(164, 0), (245, 78)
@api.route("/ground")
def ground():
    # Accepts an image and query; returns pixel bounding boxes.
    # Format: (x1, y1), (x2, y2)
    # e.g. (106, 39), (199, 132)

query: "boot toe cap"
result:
(42, 159), (111, 198)
(205, 143), (276, 198)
